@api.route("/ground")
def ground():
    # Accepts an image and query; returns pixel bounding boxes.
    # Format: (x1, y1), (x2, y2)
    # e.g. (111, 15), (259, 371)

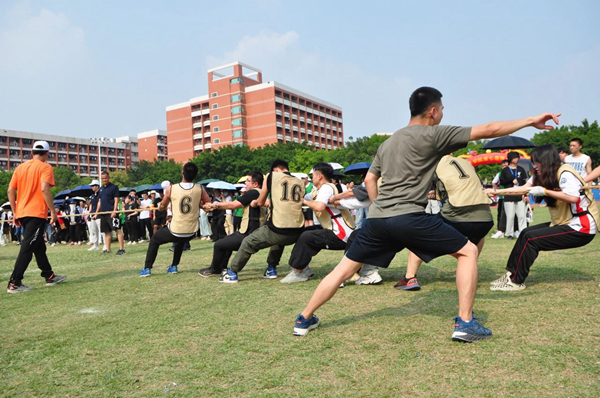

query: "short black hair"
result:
(409, 87), (443, 117)
(507, 151), (520, 162)
(558, 147), (569, 154)
(570, 138), (583, 146)
(500, 159), (509, 164)
(312, 162), (333, 181)
(270, 159), (289, 171)
(32, 150), (48, 156)
(247, 171), (264, 186)
(101, 171), (110, 177)
(182, 162), (198, 181)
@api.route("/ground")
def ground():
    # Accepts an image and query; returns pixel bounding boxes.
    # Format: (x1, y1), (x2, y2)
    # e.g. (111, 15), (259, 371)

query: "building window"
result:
(231, 106), (245, 115)
(212, 115), (219, 121)
(231, 94), (243, 103)
(212, 103), (218, 109)
(230, 77), (243, 84)
(231, 118), (244, 127)
(214, 138), (220, 144)
(232, 130), (244, 138)
(211, 92), (218, 98)
(213, 127), (219, 132)
(233, 143), (243, 147)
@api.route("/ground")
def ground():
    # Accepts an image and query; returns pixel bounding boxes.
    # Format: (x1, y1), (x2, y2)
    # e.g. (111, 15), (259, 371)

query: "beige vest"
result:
(239, 188), (266, 234)
(311, 183), (355, 230)
(169, 183), (202, 235)
(549, 164), (600, 228)
(435, 156), (491, 207)
(270, 172), (305, 229)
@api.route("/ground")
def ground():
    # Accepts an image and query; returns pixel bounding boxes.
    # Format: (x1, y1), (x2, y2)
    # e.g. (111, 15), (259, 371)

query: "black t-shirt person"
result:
(236, 188), (261, 233)
(499, 165), (528, 202)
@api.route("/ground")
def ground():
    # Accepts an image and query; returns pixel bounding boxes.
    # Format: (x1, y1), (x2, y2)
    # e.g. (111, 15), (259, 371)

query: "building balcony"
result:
(191, 110), (202, 118)
(308, 140), (313, 145)
(284, 112), (290, 119)
(203, 120), (211, 127)
(327, 145), (332, 150)
(275, 97), (283, 104)
(321, 133), (326, 138)
(300, 128), (305, 133)
(204, 131), (211, 138)
(193, 122), (203, 129)
(332, 126), (337, 131)
(313, 120), (318, 125)
(315, 142), (320, 148)
(307, 130), (313, 135)
(320, 122), (325, 128)
(194, 144), (203, 151)
(333, 136), (338, 141)
(327, 135), (331, 140)
(204, 143), (212, 149)
(277, 134), (284, 140)
(292, 126), (298, 132)
(193, 133), (202, 140)
(292, 114), (298, 120)
(293, 138), (299, 143)
(285, 136), (291, 142)
(306, 118), (312, 124)
(326, 124), (331, 129)
(276, 122), (283, 128)
(285, 124), (291, 130)
(275, 109), (282, 116)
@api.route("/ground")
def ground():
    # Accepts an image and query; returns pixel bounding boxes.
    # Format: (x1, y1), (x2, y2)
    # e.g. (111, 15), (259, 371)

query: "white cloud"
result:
(0, 1), (87, 76)
(206, 30), (413, 138)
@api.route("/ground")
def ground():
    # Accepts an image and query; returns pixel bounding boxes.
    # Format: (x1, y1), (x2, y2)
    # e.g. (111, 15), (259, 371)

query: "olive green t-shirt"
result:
(368, 125), (471, 218)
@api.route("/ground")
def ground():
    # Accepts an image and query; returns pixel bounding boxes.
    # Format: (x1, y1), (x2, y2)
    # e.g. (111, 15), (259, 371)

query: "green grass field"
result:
(1, 207), (599, 397)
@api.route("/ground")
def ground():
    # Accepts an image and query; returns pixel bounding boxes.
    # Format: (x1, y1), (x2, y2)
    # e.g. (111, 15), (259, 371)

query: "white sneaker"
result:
(490, 271), (512, 287)
(491, 231), (504, 239)
(88, 245), (100, 251)
(355, 271), (383, 285)
(127, 241), (132, 245)
(132, 241), (137, 245)
(490, 280), (526, 291)
(514, 231), (520, 238)
(280, 267), (314, 284)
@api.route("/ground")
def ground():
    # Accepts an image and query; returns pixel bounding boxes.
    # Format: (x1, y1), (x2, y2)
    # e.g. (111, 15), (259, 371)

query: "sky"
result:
(1, 0), (599, 141)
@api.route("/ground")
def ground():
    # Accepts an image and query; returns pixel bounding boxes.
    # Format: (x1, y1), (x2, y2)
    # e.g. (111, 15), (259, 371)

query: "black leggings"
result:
(144, 227), (192, 269)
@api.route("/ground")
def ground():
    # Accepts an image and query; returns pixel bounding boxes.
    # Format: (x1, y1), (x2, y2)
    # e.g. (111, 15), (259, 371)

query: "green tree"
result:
(0, 170), (13, 204)
(52, 167), (81, 196)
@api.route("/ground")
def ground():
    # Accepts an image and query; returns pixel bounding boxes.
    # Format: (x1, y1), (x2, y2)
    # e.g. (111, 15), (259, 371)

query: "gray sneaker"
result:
(490, 271), (512, 287)
(280, 267), (314, 284)
(7, 283), (34, 294)
(490, 280), (526, 292)
(355, 271), (383, 285)
(45, 274), (67, 286)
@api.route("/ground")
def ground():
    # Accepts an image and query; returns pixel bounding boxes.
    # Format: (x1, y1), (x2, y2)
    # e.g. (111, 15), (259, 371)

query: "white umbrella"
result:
(291, 172), (309, 179)
(207, 181), (237, 191)
(234, 183), (246, 189)
(309, 163), (344, 174)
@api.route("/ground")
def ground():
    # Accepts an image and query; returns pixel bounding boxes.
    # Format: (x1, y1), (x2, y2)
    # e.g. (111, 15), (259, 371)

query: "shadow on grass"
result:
(67, 269), (137, 285)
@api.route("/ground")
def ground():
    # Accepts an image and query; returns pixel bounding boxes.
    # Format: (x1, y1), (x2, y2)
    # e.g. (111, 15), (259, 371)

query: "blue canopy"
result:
(54, 189), (71, 199)
(149, 183), (164, 191)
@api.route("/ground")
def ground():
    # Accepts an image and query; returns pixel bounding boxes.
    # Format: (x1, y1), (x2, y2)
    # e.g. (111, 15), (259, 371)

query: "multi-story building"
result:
(165, 62), (344, 163)
(0, 129), (136, 176)
(137, 129), (168, 162)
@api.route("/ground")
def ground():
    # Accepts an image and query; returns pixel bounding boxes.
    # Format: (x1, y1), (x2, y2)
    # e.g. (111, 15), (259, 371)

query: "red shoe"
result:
(394, 277), (421, 291)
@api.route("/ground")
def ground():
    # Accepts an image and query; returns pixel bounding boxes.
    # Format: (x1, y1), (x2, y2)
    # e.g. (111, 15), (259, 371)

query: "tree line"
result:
(1, 120), (598, 204)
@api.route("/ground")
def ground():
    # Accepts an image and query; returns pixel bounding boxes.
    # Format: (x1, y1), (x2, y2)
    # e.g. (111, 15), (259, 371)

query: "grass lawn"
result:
(1, 206), (599, 397)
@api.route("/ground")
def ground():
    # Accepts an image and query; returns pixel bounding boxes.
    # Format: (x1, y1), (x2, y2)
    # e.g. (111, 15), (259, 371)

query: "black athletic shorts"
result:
(345, 212), (468, 268)
(100, 214), (121, 233)
(153, 215), (167, 226)
(440, 216), (494, 246)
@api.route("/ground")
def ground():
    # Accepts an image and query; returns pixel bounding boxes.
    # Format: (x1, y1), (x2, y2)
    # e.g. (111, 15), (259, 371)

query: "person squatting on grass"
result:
(6, 140), (66, 293)
(292, 86), (561, 342)
(197, 171), (265, 278)
(139, 162), (210, 277)
(488, 145), (598, 291)
(219, 159), (305, 283)
(395, 155), (494, 291)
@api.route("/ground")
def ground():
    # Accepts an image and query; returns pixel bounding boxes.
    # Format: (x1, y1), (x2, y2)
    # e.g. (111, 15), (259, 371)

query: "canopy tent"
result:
(135, 184), (154, 193)
(119, 187), (134, 197)
(197, 178), (220, 185)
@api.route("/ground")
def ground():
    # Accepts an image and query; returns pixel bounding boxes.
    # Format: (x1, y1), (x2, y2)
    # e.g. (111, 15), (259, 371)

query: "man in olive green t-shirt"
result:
(293, 86), (560, 342)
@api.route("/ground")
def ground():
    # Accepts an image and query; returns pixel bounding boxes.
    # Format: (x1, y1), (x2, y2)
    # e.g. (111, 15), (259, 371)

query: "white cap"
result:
(90, 180), (100, 186)
(149, 190), (157, 195)
(33, 141), (50, 151)
(161, 180), (171, 190)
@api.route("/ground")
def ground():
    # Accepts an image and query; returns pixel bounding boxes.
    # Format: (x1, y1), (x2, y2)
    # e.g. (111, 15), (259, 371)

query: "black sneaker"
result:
(7, 282), (34, 294)
(45, 273), (67, 286)
(116, 249), (126, 256)
(198, 267), (222, 278)
(102, 249), (111, 255)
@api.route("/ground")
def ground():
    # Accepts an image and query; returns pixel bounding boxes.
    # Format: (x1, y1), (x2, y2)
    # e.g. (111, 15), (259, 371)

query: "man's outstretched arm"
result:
(470, 113), (560, 141)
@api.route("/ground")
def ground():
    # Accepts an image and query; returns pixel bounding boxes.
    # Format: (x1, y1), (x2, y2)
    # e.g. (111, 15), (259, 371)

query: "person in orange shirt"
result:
(7, 141), (66, 294)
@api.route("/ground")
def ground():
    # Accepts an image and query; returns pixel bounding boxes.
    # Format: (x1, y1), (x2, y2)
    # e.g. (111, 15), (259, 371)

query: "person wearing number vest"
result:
(490, 145), (598, 291)
(220, 159), (305, 283)
(280, 162), (355, 283)
(565, 138), (592, 179)
(292, 86), (561, 341)
(139, 162), (210, 277)
(395, 155), (494, 291)
(197, 171), (265, 277)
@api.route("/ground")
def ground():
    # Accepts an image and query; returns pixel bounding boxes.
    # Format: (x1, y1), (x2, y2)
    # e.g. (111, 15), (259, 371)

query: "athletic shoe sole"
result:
(452, 331), (493, 343)
(293, 319), (320, 336)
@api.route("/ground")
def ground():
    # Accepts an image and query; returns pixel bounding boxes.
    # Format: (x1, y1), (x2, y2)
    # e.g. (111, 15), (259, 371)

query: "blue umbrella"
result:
(206, 181), (237, 190)
(343, 162), (372, 175)
(482, 136), (536, 150)
(149, 183), (164, 191)
(54, 189), (71, 199)
(53, 199), (65, 207)
(69, 185), (93, 197)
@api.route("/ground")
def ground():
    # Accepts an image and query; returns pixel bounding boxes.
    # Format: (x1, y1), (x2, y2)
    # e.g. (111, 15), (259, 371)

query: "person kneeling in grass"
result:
(489, 145), (598, 291)
(139, 162), (210, 277)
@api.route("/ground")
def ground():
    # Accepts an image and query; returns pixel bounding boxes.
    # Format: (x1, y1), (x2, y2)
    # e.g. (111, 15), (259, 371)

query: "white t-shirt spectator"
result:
(139, 198), (153, 219)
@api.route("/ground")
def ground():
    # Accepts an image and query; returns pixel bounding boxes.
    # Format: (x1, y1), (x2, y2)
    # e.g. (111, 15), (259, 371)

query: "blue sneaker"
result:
(139, 268), (151, 277)
(452, 316), (492, 342)
(263, 266), (277, 279)
(293, 314), (320, 336)
(167, 265), (178, 274)
(219, 269), (238, 283)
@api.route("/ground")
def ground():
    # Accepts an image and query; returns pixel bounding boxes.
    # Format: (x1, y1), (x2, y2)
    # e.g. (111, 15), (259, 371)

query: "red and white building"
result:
(166, 62), (344, 163)
(137, 129), (168, 162)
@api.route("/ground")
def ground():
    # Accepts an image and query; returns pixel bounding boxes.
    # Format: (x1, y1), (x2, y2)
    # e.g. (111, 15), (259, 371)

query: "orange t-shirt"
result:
(9, 159), (55, 219)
